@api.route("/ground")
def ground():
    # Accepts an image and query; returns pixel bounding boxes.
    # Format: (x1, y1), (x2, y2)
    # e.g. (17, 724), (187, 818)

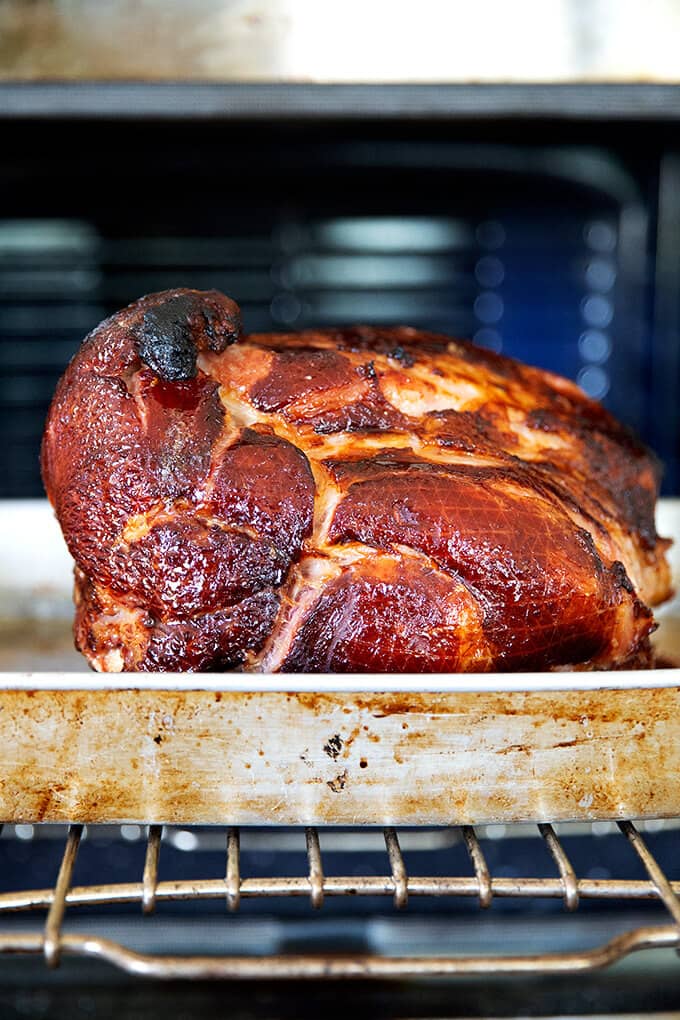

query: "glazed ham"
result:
(41, 288), (671, 673)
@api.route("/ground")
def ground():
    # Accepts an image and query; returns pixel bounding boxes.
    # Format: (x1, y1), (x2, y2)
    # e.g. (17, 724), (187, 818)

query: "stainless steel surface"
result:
(4, 83), (680, 123)
(226, 826), (240, 912)
(383, 828), (408, 909)
(142, 825), (162, 915)
(0, 821), (679, 980)
(1, 927), (679, 980)
(462, 824), (493, 909)
(304, 827), (324, 910)
(539, 822), (580, 911)
(43, 824), (81, 968)
(618, 820), (680, 928)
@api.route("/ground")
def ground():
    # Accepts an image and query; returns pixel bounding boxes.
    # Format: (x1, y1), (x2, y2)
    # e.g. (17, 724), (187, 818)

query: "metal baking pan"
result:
(0, 499), (678, 827)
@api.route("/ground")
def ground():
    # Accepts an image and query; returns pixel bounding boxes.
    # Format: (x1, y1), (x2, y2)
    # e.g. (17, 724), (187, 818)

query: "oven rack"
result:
(0, 820), (679, 979)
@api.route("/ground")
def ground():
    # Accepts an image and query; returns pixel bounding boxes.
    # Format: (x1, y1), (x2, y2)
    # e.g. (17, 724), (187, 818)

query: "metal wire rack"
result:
(0, 819), (679, 980)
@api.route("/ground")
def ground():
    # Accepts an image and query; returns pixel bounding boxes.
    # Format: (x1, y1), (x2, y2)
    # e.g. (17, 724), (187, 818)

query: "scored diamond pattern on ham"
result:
(41, 289), (671, 673)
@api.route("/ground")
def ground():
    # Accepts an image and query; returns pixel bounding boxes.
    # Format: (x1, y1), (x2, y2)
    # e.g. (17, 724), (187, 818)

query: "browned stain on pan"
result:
(0, 688), (678, 825)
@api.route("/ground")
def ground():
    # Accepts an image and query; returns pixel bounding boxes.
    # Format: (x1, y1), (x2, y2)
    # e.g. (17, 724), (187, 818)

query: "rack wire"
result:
(0, 819), (679, 980)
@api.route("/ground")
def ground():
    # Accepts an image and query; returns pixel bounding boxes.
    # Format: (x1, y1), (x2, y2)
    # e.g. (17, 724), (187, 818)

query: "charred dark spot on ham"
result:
(387, 346), (415, 367)
(136, 291), (242, 382)
(138, 294), (201, 381)
(357, 360), (378, 381)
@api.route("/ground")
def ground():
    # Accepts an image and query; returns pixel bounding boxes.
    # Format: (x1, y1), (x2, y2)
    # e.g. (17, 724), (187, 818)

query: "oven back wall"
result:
(0, 117), (677, 496)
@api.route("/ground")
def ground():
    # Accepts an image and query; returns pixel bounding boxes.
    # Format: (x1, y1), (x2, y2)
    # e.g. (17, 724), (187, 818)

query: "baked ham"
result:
(41, 288), (671, 673)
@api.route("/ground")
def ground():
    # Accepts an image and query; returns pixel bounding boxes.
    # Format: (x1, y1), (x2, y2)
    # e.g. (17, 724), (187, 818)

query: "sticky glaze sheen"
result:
(41, 288), (672, 673)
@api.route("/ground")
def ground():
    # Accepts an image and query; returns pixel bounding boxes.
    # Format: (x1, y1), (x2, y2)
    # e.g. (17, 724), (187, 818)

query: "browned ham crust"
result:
(41, 289), (671, 673)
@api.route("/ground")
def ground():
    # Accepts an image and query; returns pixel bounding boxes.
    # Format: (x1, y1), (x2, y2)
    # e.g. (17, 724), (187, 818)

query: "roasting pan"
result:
(0, 499), (678, 827)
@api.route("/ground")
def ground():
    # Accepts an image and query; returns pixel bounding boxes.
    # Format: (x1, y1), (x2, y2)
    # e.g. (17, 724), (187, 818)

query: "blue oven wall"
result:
(0, 122), (676, 495)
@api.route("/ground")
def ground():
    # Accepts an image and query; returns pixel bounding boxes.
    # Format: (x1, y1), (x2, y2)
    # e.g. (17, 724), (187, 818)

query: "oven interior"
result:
(1, 93), (680, 1015)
